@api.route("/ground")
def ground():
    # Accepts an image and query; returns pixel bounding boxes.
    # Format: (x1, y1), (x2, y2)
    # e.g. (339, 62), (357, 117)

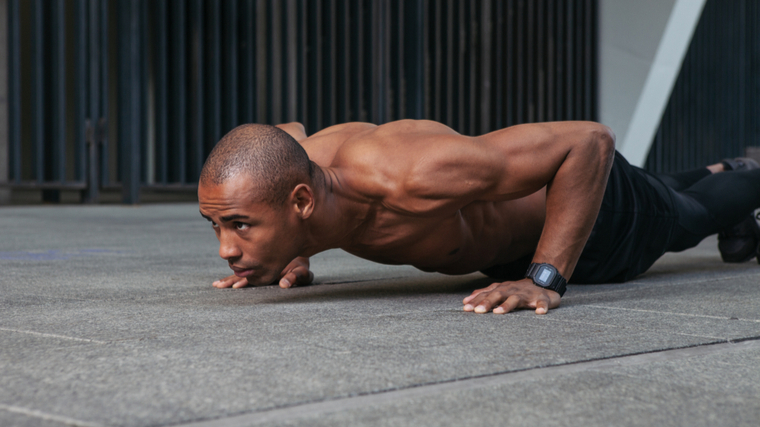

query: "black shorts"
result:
(481, 151), (679, 284)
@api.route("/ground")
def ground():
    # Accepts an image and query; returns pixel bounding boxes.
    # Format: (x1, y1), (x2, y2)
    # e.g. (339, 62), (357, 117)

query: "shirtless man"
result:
(198, 120), (760, 315)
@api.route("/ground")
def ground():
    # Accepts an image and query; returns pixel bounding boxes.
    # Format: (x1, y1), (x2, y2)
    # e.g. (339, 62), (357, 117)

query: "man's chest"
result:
(341, 203), (537, 273)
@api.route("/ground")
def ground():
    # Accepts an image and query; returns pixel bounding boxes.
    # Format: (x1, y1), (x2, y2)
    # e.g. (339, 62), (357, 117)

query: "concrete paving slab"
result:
(254, 341), (760, 427)
(1, 204), (759, 426)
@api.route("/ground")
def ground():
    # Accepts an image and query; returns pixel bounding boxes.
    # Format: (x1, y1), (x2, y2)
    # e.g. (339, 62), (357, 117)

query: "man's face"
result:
(198, 175), (304, 286)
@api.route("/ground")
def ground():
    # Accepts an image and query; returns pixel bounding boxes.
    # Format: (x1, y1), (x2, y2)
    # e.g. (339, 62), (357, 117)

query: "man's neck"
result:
(299, 165), (367, 257)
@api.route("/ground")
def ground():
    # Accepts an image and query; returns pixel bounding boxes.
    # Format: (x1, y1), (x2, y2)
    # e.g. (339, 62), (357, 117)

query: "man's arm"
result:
(461, 121), (615, 314)
(374, 121), (613, 313)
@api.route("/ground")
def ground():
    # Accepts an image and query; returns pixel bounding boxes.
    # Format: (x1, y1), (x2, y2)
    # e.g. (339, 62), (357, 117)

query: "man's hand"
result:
(277, 256), (314, 288)
(462, 278), (561, 314)
(212, 257), (314, 289)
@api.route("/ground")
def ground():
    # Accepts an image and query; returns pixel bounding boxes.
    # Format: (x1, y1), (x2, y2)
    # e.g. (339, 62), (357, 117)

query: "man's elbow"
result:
(590, 124), (616, 165)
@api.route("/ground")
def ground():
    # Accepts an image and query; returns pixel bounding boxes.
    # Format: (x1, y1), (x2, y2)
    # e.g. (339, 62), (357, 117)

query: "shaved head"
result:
(200, 124), (313, 205)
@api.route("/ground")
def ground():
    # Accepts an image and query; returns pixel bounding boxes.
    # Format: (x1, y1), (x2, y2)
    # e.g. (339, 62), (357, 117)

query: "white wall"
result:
(598, 0), (706, 167)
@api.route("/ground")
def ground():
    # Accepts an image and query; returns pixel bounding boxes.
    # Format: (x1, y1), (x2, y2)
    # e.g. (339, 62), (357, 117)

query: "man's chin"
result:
(244, 270), (280, 287)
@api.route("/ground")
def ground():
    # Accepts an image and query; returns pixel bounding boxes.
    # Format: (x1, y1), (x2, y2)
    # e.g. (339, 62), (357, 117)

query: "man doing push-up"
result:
(198, 120), (760, 315)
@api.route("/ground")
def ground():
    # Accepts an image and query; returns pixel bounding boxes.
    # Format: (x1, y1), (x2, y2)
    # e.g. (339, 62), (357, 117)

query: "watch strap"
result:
(526, 263), (567, 297)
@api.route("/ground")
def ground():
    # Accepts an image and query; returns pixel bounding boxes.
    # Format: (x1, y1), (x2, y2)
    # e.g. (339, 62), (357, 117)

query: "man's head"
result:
(199, 124), (312, 205)
(198, 124), (316, 286)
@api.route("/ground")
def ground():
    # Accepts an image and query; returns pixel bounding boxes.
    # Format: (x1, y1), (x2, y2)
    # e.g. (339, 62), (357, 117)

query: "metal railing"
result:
(5, 0), (598, 204)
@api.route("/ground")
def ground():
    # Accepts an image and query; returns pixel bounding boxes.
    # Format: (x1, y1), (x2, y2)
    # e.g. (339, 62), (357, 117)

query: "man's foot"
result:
(721, 157), (760, 172)
(718, 213), (760, 263)
(717, 157), (760, 263)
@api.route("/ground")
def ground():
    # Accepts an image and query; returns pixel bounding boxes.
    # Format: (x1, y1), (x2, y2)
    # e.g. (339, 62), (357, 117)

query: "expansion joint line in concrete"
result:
(176, 337), (760, 427)
(0, 404), (105, 427)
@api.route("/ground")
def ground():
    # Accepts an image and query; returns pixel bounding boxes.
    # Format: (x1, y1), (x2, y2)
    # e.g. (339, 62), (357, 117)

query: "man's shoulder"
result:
(300, 122), (377, 167)
(329, 120), (479, 210)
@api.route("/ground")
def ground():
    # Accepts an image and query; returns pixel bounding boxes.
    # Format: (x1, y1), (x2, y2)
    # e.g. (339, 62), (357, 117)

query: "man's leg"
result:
(656, 167), (712, 191)
(667, 168), (760, 257)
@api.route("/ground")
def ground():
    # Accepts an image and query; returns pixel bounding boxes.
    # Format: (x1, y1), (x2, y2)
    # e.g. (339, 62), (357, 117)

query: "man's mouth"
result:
(230, 265), (255, 277)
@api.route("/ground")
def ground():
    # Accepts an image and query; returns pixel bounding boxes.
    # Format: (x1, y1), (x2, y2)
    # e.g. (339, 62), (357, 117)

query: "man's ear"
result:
(289, 184), (315, 219)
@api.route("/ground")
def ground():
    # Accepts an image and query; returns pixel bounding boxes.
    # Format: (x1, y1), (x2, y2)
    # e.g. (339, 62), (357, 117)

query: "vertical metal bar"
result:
(466, 1), (476, 133)
(554, 0), (564, 120)
(493, 0), (503, 129)
(74, 0), (87, 184)
(753, 0), (760, 146)
(335, 0), (348, 122)
(546, 0), (554, 122)
(349, 0), (362, 123)
(536, 0), (544, 123)
(370, 0), (380, 124)
(117, 0), (143, 203)
(383, 0), (391, 123)
(30, 0), (44, 182)
(83, 4), (100, 204)
(480, 0), (492, 134)
(8, 0), (21, 183)
(297, 0), (306, 124)
(505, 0), (514, 126)
(208, 1), (221, 142)
(51, 0), (65, 184)
(240, 0), (254, 123)
(456, 0), (465, 131)
(525, 0), (534, 123)
(224, 0), (238, 131)
(173, 0), (186, 182)
(575, 0), (583, 119)
(515, 0), (524, 124)
(565, 0), (573, 120)
(433, 0), (442, 123)
(323, 0), (335, 125)
(585, 0), (595, 121)
(389, 0), (400, 121)
(267, 0), (282, 125)
(190, 0), (205, 177)
(100, 0), (109, 188)
(403, 0), (423, 120)
(156, 0), (167, 184)
(285, 0), (298, 122)
(422, 0), (430, 120)
(307, 0), (322, 129)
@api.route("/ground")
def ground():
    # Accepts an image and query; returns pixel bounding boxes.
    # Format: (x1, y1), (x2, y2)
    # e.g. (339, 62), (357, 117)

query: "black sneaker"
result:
(718, 214), (760, 263)
(722, 157), (760, 171)
(717, 157), (760, 263)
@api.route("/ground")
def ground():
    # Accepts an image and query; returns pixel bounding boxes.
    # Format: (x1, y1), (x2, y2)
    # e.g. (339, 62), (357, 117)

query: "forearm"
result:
(532, 129), (615, 278)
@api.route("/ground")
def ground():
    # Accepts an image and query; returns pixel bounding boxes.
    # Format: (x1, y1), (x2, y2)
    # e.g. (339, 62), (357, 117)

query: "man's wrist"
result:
(525, 263), (567, 296)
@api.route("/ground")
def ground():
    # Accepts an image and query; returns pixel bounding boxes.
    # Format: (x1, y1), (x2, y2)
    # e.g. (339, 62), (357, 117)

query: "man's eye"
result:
(235, 222), (249, 230)
(210, 221), (218, 228)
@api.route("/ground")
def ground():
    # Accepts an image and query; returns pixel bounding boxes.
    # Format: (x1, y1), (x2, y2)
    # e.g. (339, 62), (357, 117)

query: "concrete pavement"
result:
(1, 204), (759, 426)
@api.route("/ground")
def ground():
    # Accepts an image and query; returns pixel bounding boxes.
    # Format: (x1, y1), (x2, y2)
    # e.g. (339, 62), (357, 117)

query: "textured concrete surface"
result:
(1, 204), (759, 427)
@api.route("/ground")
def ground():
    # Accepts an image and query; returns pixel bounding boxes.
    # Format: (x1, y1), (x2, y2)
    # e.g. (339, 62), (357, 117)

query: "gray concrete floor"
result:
(1, 204), (759, 427)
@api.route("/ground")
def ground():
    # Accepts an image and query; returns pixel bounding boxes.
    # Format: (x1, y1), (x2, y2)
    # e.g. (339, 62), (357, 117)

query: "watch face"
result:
(536, 265), (555, 286)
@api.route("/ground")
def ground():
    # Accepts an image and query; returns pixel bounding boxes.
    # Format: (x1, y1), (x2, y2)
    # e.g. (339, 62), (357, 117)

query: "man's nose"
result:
(218, 232), (242, 261)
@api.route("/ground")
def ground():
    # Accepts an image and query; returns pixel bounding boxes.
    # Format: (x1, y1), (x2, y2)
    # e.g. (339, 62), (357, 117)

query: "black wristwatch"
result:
(526, 263), (567, 297)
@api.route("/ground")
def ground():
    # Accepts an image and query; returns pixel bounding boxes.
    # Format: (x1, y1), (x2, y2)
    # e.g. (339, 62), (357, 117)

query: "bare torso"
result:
(299, 120), (548, 274)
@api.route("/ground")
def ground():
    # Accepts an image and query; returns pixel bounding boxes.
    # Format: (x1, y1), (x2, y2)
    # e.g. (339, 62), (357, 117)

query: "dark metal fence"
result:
(6, 0), (598, 204)
(645, 0), (760, 173)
